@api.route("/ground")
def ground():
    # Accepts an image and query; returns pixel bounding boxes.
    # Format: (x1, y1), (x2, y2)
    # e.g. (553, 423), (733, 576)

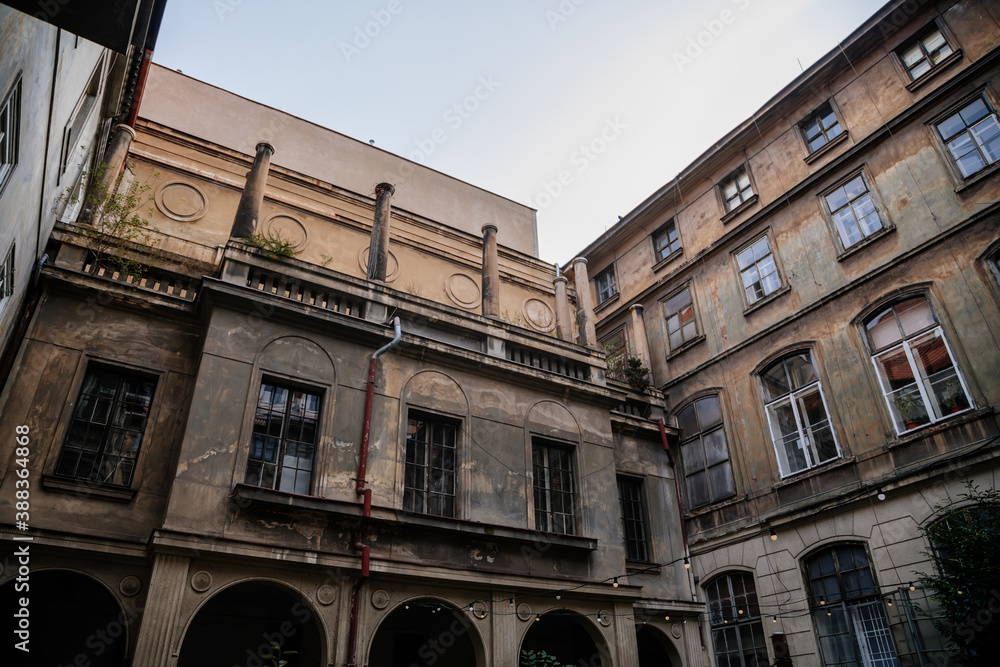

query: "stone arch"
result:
(635, 623), (682, 667)
(525, 400), (581, 441)
(367, 596), (486, 666)
(177, 578), (326, 667)
(256, 334), (336, 385)
(519, 608), (613, 667)
(401, 370), (469, 417)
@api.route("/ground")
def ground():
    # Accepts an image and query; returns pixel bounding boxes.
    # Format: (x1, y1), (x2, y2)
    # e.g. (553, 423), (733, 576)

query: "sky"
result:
(152, 0), (888, 264)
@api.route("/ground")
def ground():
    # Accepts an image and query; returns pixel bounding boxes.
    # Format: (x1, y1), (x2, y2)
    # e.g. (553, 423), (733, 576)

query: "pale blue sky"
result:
(154, 0), (887, 263)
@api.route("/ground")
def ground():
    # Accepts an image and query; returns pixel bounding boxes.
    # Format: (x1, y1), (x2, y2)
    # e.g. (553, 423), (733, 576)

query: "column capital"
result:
(629, 303), (644, 313)
(571, 256), (588, 267)
(553, 275), (568, 285)
(113, 123), (136, 140)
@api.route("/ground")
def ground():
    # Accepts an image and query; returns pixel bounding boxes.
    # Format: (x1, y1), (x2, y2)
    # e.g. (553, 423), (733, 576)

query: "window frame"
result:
(652, 219), (682, 265)
(617, 475), (651, 563)
(59, 59), (103, 176)
(661, 283), (702, 356)
(705, 571), (769, 667)
(820, 169), (892, 256)
(593, 265), (618, 306)
(861, 294), (973, 435)
(600, 324), (630, 383)
(733, 232), (786, 310)
(675, 393), (737, 509)
(403, 409), (459, 518)
(895, 23), (959, 85)
(0, 242), (14, 305)
(0, 75), (22, 196)
(758, 351), (842, 478)
(243, 377), (323, 496)
(931, 91), (1000, 182)
(718, 165), (757, 219)
(53, 362), (158, 488)
(532, 437), (577, 535)
(800, 101), (847, 156)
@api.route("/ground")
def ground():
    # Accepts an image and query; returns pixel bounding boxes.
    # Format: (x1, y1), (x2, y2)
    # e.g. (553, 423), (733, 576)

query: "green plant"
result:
(940, 377), (967, 412)
(520, 649), (570, 667)
(319, 253), (334, 268)
(624, 356), (651, 391)
(260, 640), (297, 667)
(891, 389), (923, 424)
(246, 229), (297, 257)
(60, 159), (160, 278)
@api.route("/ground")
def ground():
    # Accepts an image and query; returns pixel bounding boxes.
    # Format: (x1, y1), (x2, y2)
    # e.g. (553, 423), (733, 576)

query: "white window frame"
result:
(934, 94), (1000, 179)
(594, 266), (617, 305)
(802, 102), (845, 154)
(0, 76), (22, 194)
(653, 219), (681, 262)
(822, 172), (887, 251)
(898, 25), (954, 81)
(663, 284), (699, 353)
(735, 234), (783, 306)
(720, 167), (754, 213)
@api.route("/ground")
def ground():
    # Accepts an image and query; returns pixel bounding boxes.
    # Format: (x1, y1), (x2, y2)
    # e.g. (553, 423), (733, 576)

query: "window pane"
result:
(697, 395), (722, 429)
(895, 297), (934, 336)
(867, 308), (902, 350)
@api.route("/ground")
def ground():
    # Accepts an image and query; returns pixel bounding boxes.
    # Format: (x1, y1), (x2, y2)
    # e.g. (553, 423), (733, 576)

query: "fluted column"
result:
(94, 124), (136, 203)
(571, 257), (597, 348)
(629, 303), (654, 385)
(131, 553), (190, 667)
(230, 141), (275, 240)
(366, 183), (396, 281)
(481, 224), (499, 317)
(553, 275), (571, 340)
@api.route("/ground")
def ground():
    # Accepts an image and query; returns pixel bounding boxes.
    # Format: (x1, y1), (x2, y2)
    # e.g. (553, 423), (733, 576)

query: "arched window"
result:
(676, 395), (735, 508)
(804, 544), (898, 667)
(863, 296), (971, 434)
(758, 351), (839, 477)
(706, 572), (768, 667)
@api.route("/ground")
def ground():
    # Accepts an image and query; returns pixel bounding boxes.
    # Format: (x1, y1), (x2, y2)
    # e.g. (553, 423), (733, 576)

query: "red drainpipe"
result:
(346, 317), (401, 667)
(126, 49), (154, 128)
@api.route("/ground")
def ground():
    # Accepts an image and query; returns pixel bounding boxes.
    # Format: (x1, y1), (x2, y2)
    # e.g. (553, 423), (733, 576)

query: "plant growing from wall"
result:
(520, 649), (571, 667)
(61, 159), (160, 278)
(260, 640), (297, 667)
(917, 482), (1000, 665)
(624, 356), (651, 392)
(245, 229), (297, 257)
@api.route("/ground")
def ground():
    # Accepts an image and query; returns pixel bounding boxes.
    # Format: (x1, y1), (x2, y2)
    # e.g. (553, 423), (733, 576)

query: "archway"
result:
(520, 611), (609, 667)
(177, 580), (322, 667)
(368, 598), (483, 667)
(636, 624), (676, 666)
(1, 569), (127, 665)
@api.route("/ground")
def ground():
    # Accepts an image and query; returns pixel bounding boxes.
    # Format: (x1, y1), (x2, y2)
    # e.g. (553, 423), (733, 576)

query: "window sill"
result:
(41, 474), (137, 502)
(720, 194), (759, 224)
(835, 225), (895, 261)
(905, 50), (963, 93)
(666, 334), (706, 360)
(954, 159), (1000, 194)
(887, 406), (990, 447)
(652, 248), (683, 273)
(803, 132), (849, 165)
(626, 561), (660, 575)
(594, 292), (620, 314)
(773, 455), (854, 487)
(685, 492), (742, 517)
(743, 284), (790, 316)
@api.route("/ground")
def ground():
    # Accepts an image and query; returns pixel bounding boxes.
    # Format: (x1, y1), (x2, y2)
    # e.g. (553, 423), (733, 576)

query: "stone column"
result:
(94, 124), (136, 202)
(131, 553), (190, 667)
(553, 275), (571, 341)
(629, 303), (654, 385)
(230, 141), (275, 240)
(481, 224), (499, 318)
(366, 183), (395, 281)
(571, 257), (597, 348)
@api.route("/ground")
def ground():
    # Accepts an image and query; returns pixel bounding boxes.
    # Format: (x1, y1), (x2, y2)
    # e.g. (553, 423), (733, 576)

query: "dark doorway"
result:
(636, 624), (675, 666)
(520, 611), (606, 667)
(177, 581), (322, 667)
(1, 569), (127, 666)
(368, 599), (480, 667)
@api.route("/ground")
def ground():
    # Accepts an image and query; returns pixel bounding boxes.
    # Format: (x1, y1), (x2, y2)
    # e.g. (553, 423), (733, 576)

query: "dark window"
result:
(760, 352), (840, 477)
(663, 286), (698, 351)
(735, 235), (781, 305)
(677, 395), (735, 508)
(0, 76), (21, 193)
(804, 544), (898, 667)
(595, 266), (617, 305)
(404, 412), (457, 517)
(935, 96), (1000, 178)
(60, 63), (101, 174)
(864, 296), (971, 433)
(653, 220), (680, 262)
(55, 365), (156, 487)
(601, 327), (629, 382)
(824, 174), (884, 249)
(898, 27), (954, 80)
(706, 572), (768, 667)
(617, 476), (649, 562)
(533, 440), (575, 534)
(245, 381), (320, 494)
(802, 103), (844, 153)
(0, 242), (13, 300)
(721, 168), (754, 213)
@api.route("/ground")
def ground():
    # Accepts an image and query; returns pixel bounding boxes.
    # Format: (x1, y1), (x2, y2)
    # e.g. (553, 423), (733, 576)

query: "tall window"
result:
(55, 365), (157, 487)
(601, 326), (629, 382)
(677, 395), (735, 508)
(898, 27), (954, 80)
(760, 352), (840, 477)
(736, 235), (782, 305)
(706, 572), (768, 667)
(594, 266), (617, 305)
(617, 476), (649, 562)
(653, 220), (680, 262)
(935, 96), (1000, 178)
(0, 242), (13, 302)
(533, 440), (575, 534)
(721, 168), (754, 213)
(404, 412), (457, 517)
(245, 381), (320, 495)
(824, 174), (885, 249)
(805, 544), (899, 667)
(864, 296), (971, 434)
(60, 63), (101, 174)
(0, 76), (21, 193)
(802, 103), (844, 153)
(663, 286), (698, 352)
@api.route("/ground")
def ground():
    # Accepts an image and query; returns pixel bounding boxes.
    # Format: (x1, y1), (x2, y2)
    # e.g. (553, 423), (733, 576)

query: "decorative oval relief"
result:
(154, 180), (208, 222)
(316, 584), (337, 606)
(597, 610), (612, 627)
(472, 601), (488, 619)
(516, 602), (532, 622)
(263, 214), (308, 250)
(371, 589), (390, 609)
(119, 575), (142, 597)
(444, 273), (481, 309)
(670, 622), (682, 638)
(522, 298), (555, 333)
(356, 246), (399, 282)
(190, 571), (213, 593)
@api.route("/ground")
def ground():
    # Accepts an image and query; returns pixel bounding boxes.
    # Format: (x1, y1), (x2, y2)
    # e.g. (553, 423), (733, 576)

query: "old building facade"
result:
(578, 0), (1000, 665)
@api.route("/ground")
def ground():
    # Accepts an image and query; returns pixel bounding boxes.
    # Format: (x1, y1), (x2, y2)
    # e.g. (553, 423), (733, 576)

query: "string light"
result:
(909, 582), (916, 592)
(555, 594), (561, 600)
(738, 609), (744, 615)
(612, 578), (619, 588)
(887, 600), (893, 607)
(769, 527), (777, 541)
(958, 590), (963, 595)
(876, 488), (886, 501)
(535, 616), (541, 622)
(664, 616), (670, 621)
(683, 557), (690, 569)
(819, 599), (825, 605)
(772, 617), (778, 623)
